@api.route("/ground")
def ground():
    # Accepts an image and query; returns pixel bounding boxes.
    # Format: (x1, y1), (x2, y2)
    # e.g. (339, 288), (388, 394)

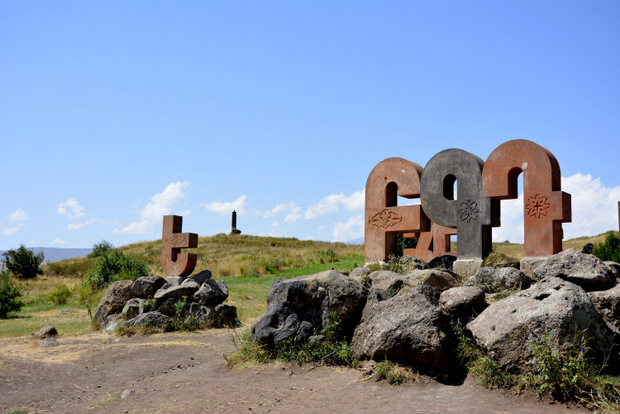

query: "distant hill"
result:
(0, 247), (92, 264)
(346, 237), (364, 245)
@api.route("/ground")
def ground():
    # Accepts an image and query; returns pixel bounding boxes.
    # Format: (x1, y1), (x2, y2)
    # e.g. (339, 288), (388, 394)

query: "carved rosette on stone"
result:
(482, 139), (571, 257)
(420, 149), (499, 260)
(161, 215), (198, 277)
(364, 157), (430, 262)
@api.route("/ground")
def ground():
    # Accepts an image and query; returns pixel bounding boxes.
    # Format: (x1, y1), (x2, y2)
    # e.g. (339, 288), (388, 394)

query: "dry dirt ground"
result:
(0, 329), (591, 414)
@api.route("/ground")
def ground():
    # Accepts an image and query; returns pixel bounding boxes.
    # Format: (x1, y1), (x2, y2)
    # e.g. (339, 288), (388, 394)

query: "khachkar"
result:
(364, 139), (572, 263)
(161, 215), (198, 277)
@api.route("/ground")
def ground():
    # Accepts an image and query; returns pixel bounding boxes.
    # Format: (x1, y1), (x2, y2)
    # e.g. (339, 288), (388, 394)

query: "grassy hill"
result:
(1, 231), (615, 339)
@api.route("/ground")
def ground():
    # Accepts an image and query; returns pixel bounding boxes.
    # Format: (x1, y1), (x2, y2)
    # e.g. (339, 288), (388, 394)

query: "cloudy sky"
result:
(1, 1), (619, 250)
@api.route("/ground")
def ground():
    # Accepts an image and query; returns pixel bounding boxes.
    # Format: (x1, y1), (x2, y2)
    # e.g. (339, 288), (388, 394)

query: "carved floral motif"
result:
(525, 193), (551, 219)
(369, 209), (403, 229)
(458, 200), (480, 223)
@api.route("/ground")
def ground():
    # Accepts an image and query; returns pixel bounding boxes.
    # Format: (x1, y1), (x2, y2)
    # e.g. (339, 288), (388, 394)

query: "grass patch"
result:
(371, 360), (417, 385)
(89, 391), (122, 408)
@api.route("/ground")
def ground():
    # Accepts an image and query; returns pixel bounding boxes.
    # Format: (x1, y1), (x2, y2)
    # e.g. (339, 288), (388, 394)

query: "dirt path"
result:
(0, 329), (589, 414)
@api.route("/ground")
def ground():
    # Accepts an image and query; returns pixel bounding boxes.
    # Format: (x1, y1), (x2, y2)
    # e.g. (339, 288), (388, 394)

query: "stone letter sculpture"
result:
(403, 223), (457, 262)
(420, 149), (499, 260)
(365, 157), (430, 262)
(161, 215), (198, 277)
(482, 139), (571, 257)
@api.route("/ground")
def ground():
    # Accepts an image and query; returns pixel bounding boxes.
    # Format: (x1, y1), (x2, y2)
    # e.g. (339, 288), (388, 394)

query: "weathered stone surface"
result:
(154, 283), (200, 301)
(482, 139), (571, 257)
(193, 279), (229, 306)
(589, 283), (620, 337)
(95, 280), (136, 324)
(439, 286), (486, 320)
(533, 248), (616, 291)
(123, 311), (171, 329)
(161, 215), (197, 277)
(102, 314), (122, 334)
(348, 267), (370, 286)
(467, 277), (615, 372)
(452, 259), (483, 280)
(367, 271), (409, 293)
(179, 279), (201, 289)
(393, 255), (430, 273)
(188, 269), (212, 285)
(605, 261), (620, 280)
(132, 276), (166, 298)
(165, 276), (187, 287)
(252, 270), (366, 347)
(33, 326), (58, 339)
(211, 304), (241, 328)
(252, 302), (297, 347)
(351, 285), (452, 373)
(464, 267), (532, 294)
(121, 298), (144, 320)
(40, 338), (59, 346)
(404, 269), (461, 292)
(157, 298), (178, 317)
(367, 269), (459, 298)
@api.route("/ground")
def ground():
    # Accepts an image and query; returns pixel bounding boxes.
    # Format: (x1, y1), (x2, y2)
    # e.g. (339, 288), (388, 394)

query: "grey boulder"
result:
(351, 285), (452, 374)
(95, 280), (136, 324)
(132, 276), (166, 298)
(467, 277), (615, 372)
(533, 248), (616, 291)
(193, 279), (229, 306)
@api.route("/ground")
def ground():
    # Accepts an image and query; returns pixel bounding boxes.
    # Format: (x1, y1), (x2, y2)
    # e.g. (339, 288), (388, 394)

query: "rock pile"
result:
(95, 270), (240, 333)
(252, 249), (620, 376)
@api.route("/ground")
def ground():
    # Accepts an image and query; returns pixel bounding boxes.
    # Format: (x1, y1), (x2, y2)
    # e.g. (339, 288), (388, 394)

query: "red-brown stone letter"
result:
(161, 215), (198, 277)
(365, 157), (430, 262)
(482, 139), (571, 257)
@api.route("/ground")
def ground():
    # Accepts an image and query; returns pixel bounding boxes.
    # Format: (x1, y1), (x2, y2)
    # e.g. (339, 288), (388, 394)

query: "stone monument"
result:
(161, 215), (198, 277)
(364, 139), (572, 265)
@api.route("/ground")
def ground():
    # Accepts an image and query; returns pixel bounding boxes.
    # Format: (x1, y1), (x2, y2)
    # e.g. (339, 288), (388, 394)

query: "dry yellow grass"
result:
(119, 233), (364, 277)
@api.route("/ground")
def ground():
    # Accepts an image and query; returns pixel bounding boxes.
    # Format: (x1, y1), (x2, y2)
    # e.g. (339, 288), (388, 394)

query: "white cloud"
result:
(202, 195), (247, 216)
(492, 195), (525, 243)
(115, 181), (190, 234)
(67, 218), (97, 231)
(2, 225), (24, 236)
(562, 173), (620, 239)
(52, 239), (68, 245)
(57, 198), (85, 219)
(261, 202), (302, 223)
(8, 209), (28, 222)
(491, 173), (620, 243)
(304, 189), (365, 219)
(333, 214), (364, 242)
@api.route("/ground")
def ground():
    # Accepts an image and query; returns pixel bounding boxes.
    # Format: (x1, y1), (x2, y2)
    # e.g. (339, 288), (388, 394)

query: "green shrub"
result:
(593, 232), (620, 263)
(88, 240), (115, 258)
(226, 312), (354, 367)
(528, 333), (598, 401)
(316, 248), (338, 264)
(86, 250), (149, 290)
(49, 284), (72, 305)
(0, 272), (24, 318)
(2, 244), (44, 279)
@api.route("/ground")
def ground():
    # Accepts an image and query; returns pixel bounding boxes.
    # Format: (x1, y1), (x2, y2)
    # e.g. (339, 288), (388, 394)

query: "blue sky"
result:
(1, 1), (619, 250)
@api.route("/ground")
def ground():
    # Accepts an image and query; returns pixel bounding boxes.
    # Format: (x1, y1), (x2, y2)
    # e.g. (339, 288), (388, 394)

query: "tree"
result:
(2, 244), (44, 279)
(593, 231), (620, 263)
(0, 272), (24, 318)
(89, 239), (115, 258)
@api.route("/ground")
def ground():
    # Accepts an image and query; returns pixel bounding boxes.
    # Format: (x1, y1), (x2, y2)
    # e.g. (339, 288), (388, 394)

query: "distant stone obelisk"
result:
(231, 210), (241, 235)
